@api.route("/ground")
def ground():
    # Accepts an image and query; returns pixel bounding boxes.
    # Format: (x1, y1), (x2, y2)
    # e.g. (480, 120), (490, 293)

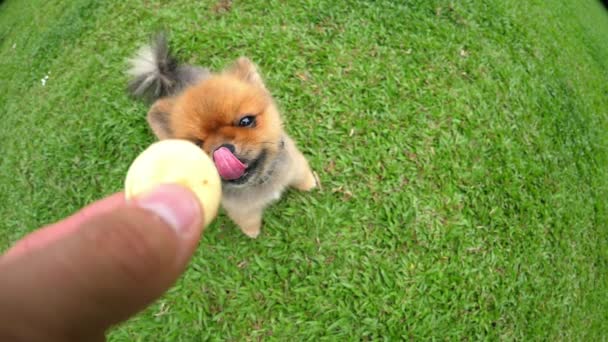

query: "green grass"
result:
(2, 0), (608, 339)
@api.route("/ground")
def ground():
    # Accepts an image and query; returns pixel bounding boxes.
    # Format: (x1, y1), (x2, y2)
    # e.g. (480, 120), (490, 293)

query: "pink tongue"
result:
(213, 147), (246, 180)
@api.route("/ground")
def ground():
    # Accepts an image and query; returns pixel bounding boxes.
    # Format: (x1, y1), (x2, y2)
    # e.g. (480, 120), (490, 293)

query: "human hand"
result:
(0, 184), (204, 342)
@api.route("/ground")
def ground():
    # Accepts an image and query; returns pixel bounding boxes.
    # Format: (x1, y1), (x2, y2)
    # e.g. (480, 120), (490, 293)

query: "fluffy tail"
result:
(127, 34), (208, 102)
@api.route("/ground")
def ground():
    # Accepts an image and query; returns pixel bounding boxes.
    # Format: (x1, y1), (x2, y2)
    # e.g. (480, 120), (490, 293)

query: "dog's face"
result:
(146, 58), (284, 188)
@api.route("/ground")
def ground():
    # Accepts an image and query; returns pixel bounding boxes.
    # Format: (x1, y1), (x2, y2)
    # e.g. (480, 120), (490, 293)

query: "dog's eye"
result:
(238, 115), (256, 128)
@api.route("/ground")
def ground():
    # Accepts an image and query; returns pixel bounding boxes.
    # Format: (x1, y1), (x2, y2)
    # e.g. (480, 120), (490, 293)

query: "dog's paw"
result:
(294, 171), (318, 191)
(241, 225), (261, 238)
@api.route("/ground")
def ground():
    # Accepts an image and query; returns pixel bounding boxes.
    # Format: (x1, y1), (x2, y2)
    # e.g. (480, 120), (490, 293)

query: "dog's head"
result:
(146, 58), (284, 188)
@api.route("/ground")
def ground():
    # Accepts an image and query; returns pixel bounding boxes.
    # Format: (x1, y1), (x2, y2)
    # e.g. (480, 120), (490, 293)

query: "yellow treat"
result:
(125, 139), (222, 227)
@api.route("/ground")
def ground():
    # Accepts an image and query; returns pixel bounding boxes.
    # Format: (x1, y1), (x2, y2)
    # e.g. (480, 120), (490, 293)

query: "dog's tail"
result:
(127, 34), (208, 102)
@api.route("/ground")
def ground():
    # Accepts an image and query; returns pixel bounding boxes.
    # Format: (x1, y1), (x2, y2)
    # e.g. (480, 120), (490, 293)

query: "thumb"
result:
(0, 185), (204, 342)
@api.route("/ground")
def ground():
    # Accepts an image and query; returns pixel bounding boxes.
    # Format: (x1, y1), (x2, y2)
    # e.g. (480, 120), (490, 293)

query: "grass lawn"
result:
(1, 0), (608, 339)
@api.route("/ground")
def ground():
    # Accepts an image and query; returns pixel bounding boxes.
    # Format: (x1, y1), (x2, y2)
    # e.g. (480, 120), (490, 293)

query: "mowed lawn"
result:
(1, 0), (608, 340)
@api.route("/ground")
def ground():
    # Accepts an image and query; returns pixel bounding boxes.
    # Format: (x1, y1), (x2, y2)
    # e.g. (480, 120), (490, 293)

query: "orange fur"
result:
(171, 76), (282, 158)
(144, 58), (316, 238)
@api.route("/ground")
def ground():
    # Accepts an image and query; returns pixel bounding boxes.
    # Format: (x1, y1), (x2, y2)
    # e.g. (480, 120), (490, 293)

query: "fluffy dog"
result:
(127, 35), (316, 238)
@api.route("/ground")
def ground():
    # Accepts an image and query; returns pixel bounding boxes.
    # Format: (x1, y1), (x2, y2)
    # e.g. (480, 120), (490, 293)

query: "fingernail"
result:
(135, 184), (201, 236)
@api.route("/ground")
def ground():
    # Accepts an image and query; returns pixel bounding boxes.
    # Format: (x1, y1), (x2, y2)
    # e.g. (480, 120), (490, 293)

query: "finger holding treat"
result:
(125, 139), (222, 228)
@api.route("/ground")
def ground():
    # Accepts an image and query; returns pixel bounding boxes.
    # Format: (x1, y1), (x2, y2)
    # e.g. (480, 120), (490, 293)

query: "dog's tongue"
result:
(213, 147), (246, 180)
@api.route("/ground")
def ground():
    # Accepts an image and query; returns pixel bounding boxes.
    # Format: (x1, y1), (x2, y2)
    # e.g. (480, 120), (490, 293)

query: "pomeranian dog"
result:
(127, 34), (316, 238)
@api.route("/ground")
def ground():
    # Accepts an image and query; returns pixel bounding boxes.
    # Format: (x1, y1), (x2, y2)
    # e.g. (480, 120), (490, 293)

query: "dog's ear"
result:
(225, 57), (266, 89)
(147, 98), (174, 139)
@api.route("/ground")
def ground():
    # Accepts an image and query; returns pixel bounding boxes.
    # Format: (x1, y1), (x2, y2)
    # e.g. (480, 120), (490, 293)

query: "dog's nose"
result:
(215, 144), (236, 154)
